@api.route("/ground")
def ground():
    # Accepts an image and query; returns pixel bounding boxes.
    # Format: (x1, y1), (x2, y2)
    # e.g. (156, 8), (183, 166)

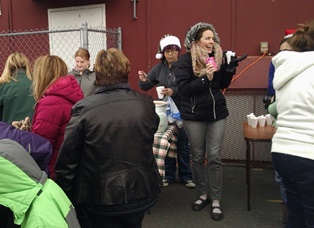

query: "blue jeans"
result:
(275, 171), (287, 203)
(272, 152), (314, 228)
(183, 118), (226, 200)
(165, 126), (193, 183)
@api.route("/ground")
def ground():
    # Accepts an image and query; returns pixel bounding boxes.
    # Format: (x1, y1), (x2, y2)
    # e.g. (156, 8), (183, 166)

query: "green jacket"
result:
(0, 69), (35, 124)
(0, 139), (80, 228)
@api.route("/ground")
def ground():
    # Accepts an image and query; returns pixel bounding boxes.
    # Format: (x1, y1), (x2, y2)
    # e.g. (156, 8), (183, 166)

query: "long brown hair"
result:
(32, 55), (68, 101)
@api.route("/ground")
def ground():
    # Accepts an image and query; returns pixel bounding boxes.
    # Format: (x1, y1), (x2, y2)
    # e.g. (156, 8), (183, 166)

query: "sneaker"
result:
(162, 180), (169, 187)
(185, 180), (196, 188)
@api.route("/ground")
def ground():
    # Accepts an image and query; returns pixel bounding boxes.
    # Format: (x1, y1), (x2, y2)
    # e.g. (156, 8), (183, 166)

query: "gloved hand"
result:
(12, 116), (32, 131)
(226, 54), (248, 73)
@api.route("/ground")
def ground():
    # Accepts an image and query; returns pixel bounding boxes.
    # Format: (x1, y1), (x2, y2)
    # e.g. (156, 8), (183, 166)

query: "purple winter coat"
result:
(0, 121), (52, 174)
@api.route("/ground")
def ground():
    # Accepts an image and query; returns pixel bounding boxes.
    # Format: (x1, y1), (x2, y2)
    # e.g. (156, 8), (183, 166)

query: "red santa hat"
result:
(284, 29), (296, 38)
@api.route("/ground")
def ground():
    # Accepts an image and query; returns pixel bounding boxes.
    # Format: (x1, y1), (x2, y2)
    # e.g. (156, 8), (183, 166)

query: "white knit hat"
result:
(155, 35), (181, 59)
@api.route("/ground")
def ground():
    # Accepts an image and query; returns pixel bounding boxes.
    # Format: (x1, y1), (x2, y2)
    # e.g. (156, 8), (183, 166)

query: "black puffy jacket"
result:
(55, 83), (161, 215)
(175, 52), (235, 121)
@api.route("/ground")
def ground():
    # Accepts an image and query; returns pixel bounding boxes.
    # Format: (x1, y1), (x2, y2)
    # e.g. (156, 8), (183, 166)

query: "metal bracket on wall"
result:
(131, 0), (138, 20)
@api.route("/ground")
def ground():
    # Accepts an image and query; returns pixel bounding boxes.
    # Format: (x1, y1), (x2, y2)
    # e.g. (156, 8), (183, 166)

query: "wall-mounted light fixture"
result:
(131, 0), (138, 20)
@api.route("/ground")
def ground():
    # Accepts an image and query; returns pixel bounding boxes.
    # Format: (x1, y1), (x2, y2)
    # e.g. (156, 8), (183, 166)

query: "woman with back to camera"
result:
(55, 48), (160, 228)
(31, 55), (84, 180)
(70, 48), (96, 97)
(175, 22), (240, 221)
(271, 20), (314, 227)
(138, 34), (195, 188)
(0, 52), (35, 124)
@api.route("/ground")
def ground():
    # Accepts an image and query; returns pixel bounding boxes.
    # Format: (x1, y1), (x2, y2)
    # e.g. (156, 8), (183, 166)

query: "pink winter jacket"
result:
(32, 75), (84, 179)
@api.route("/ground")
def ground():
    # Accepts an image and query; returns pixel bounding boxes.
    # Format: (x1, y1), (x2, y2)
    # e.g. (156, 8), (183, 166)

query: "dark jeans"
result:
(272, 152), (314, 228)
(75, 204), (146, 228)
(165, 126), (193, 183)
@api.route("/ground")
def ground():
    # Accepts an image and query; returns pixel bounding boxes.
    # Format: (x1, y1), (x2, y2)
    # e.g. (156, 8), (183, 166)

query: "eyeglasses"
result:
(164, 49), (178, 54)
(164, 45), (179, 54)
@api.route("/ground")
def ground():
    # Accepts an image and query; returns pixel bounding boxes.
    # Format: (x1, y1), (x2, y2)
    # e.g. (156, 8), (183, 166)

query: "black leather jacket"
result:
(55, 83), (161, 215)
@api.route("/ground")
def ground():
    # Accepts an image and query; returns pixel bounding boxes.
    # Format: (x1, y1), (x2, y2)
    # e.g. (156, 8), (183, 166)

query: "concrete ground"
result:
(142, 165), (283, 228)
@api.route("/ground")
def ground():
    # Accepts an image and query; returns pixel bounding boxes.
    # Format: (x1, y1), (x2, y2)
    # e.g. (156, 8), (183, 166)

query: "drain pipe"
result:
(132, 0), (138, 20)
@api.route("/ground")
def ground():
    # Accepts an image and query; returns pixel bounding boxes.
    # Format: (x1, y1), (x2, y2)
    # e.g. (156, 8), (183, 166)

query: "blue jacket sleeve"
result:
(267, 62), (275, 96)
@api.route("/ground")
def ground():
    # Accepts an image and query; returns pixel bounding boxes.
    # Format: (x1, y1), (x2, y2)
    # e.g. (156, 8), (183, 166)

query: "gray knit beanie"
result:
(184, 22), (220, 52)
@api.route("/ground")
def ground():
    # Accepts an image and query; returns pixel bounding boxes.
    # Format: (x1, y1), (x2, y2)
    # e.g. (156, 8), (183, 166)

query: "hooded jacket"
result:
(271, 51), (314, 160)
(0, 139), (80, 228)
(55, 83), (161, 215)
(0, 121), (52, 174)
(32, 75), (84, 179)
(175, 22), (235, 121)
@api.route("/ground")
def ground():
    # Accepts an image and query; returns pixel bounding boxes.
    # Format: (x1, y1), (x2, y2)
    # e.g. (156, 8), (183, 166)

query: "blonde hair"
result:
(0, 52), (32, 84)
(94, 48), (130, 86)
(32, 55), (68, 101)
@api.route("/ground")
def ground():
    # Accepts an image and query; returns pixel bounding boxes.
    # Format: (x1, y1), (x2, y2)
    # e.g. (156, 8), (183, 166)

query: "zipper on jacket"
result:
(191, 95), (195, 113)
(208, 82), (216, 119)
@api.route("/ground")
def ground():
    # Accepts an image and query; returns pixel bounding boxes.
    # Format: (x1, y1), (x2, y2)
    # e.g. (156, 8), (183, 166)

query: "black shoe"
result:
(211, 205), (224, 221)
(192, 198), (210, 211)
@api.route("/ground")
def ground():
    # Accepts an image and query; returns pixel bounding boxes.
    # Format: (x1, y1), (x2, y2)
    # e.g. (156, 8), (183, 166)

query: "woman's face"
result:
(196, 30), (215, 53)
(75, 56), (89, 72)
(164, 45), (179, 64)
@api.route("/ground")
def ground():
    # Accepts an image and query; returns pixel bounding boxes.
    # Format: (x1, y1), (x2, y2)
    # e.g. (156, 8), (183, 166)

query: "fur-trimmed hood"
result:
(184, 22), (220, 52)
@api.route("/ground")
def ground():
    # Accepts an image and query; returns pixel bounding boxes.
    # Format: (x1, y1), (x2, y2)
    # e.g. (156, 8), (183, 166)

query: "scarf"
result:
(190, 42), (223, 79)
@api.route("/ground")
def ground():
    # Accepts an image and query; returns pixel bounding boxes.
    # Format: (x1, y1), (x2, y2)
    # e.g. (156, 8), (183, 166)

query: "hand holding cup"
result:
(156, 86), (165, 99)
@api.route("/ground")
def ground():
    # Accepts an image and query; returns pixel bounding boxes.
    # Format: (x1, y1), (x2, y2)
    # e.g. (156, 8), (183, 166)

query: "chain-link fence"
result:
(0, 22), (122, 73)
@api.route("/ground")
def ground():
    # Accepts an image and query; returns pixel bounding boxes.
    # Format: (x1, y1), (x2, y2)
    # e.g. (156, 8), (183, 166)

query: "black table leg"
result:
(246, 140), (251, 211)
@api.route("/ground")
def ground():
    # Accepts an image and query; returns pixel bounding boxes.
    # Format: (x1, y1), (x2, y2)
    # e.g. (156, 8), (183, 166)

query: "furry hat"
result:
(184, 22), (220, 52)
(155, 35), (181, 59)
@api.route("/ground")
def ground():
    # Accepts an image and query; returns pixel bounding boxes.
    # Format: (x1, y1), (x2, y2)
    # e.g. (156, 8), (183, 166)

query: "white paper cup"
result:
(258, 116), (266, 127)
(250, 117), (258, 128)
(266, 114), (273, 125)
(156, 86), (165, 99)
(247, 113), (255, 126)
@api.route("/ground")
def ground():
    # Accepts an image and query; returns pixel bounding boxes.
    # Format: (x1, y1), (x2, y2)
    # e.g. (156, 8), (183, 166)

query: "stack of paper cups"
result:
(265, 114), (273, 125)
(258, 115), (266, 127)
(250, 116), (258, 128)
(246, 113), (255, 126)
